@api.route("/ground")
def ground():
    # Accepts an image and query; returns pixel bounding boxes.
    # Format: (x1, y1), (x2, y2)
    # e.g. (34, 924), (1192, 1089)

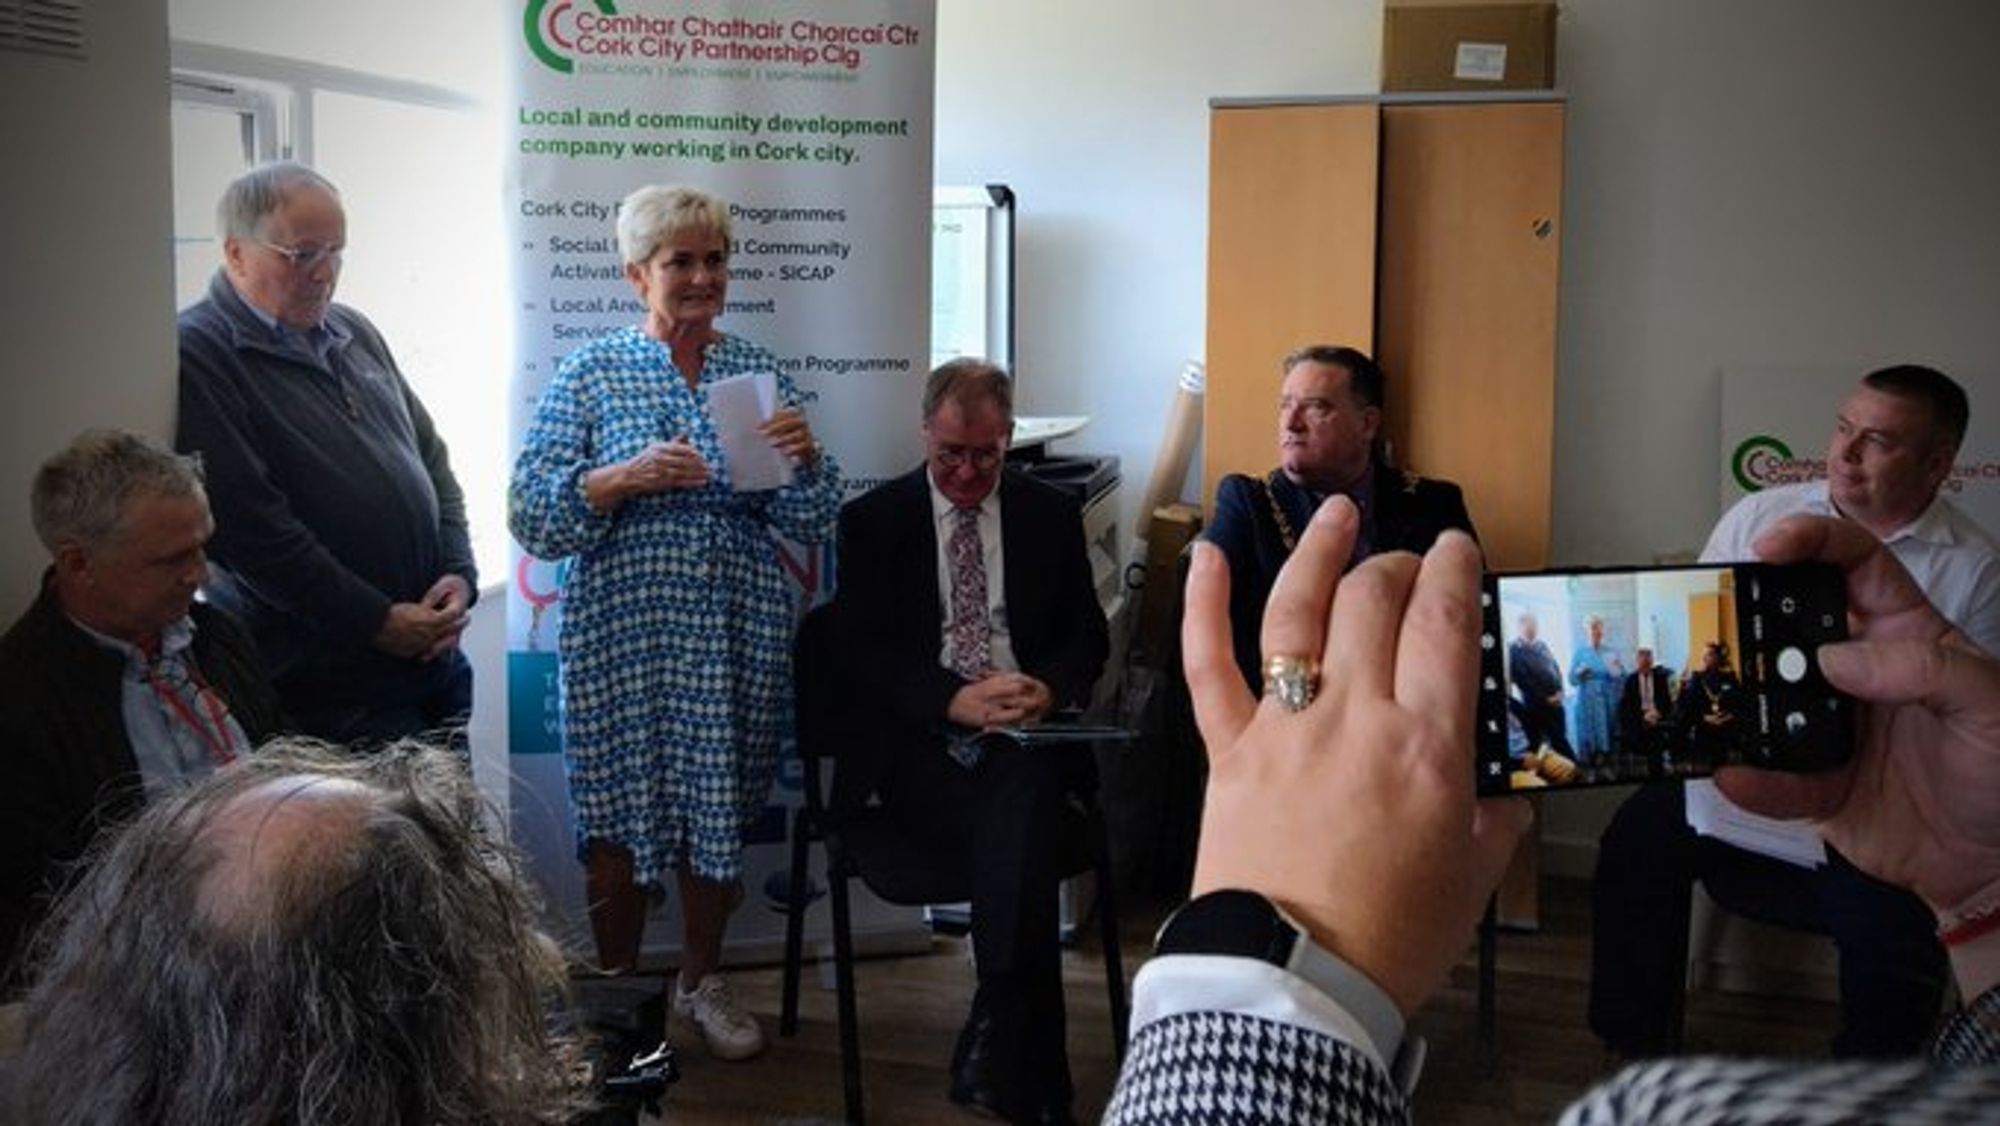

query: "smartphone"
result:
(1474, 561), (1854, 795)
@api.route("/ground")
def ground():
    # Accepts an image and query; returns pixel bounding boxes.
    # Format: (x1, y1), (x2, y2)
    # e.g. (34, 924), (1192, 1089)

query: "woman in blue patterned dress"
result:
(1569, 614), (1624, 761)
(509, 184), (841, 1061)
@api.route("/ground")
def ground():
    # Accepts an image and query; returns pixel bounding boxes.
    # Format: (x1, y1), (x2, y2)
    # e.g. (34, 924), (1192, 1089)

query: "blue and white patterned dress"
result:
(509, 328), (842, 886)
(1569, 644), (1621, 760)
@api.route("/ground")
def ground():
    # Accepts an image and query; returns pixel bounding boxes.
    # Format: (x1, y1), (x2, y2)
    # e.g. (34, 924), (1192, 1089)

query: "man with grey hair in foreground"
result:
(6, 740), (593, 1125)
(0, 429), (284, 988)
(178, 160), (477, 746)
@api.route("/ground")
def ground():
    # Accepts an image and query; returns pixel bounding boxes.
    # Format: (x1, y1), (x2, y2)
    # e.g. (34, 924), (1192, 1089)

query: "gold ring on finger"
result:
(1263, 654), (1321, 713)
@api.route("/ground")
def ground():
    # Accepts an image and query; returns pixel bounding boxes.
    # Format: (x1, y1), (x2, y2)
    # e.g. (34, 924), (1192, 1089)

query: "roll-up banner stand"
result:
(505, 0), (936, 965)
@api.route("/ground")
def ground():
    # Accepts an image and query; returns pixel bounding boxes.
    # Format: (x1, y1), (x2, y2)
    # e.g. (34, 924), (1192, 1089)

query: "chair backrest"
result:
(792, 601), (846, 818)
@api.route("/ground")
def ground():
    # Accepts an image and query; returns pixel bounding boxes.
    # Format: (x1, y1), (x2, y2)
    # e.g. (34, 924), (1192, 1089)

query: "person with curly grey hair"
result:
(0, 429), (284, 988)
(511, 183), (842, 1061)
(6, 740), (592, 1125)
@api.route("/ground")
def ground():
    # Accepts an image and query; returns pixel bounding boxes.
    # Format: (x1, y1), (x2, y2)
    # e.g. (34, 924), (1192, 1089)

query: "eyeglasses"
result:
(932, 445), (1005, 472)
(255, 239), (345, 272)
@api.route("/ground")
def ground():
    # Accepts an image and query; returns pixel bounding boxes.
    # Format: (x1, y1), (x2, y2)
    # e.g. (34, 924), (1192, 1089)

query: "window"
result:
(169, 73), (277, 312)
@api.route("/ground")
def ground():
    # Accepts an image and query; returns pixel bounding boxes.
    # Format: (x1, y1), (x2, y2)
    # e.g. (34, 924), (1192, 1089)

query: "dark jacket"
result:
(177, 270), (475, 716)
(0, 586), (286, 987)
(833, 466), (1110, 807)
(1207, 462), (1477, 692)
(1618, 666), (1677, 741)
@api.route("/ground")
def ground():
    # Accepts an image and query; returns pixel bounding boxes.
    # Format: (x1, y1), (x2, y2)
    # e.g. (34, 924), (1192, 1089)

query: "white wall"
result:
(0, 2), (177, 606)
(1540, 0), (2000, 867)
(934, 1), (1384, 539)
(1553, 0), (2000, 564)
(168, 0), (499, 94)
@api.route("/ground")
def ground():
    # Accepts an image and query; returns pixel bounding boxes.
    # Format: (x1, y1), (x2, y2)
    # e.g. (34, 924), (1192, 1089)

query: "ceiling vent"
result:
(1, 0), (86, 61)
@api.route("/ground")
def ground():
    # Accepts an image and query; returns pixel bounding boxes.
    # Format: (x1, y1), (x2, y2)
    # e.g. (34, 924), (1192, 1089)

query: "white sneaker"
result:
(673, 973), (766, 1060)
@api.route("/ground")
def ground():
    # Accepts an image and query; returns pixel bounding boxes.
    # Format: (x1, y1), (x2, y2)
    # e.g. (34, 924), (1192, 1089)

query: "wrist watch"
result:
(1154, 888), (1426, 1097)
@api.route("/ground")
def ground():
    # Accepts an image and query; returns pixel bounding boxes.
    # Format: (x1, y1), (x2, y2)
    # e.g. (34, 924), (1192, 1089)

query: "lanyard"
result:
(142, 652), (238, 768)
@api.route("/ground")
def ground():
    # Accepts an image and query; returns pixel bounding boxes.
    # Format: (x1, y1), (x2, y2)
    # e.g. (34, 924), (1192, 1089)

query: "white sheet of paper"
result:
(706, 371), (794, 493)
(1454, 41), (1509, 82)
(1684, 778), (1827, 868)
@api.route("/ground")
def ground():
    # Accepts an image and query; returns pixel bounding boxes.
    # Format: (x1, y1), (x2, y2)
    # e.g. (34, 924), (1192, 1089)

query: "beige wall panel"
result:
(1205, 105), (1380, 508)
(1377, 103), (1564, 570)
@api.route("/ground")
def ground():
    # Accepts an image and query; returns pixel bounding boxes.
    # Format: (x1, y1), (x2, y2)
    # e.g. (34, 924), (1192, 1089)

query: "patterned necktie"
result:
(948, 507), (990, 679)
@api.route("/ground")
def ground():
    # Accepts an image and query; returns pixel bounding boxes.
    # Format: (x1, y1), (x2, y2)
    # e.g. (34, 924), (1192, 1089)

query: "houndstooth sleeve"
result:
(1102, 1010), (1409, 1126)
(1559, 988), (2000, 1126)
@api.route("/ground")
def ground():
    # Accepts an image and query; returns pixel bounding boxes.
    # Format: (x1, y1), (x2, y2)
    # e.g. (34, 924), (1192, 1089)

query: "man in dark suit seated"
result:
(835, 358), (1109, 1125)
(1616, 645), (1676, 773)
(0, 430), (285, 988)
(1205, 344), (1476, 692)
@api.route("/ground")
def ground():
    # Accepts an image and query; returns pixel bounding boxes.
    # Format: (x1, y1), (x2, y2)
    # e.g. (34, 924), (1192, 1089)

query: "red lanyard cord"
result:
(142, 653), (238, 768)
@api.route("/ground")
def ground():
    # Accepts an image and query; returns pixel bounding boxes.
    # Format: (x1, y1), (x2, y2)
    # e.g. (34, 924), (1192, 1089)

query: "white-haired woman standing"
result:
(510, 184), (841, 1061)
(1569, 613), (1623, 761)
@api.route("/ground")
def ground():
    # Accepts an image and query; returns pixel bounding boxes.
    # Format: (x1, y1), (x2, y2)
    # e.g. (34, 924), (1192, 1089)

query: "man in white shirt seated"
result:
(1101, 495), (2000, 1124)
(1591, 365), (2000, 1058)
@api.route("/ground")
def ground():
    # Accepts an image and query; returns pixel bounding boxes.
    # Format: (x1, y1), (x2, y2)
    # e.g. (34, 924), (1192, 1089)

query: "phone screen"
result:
(1474, 562), (1853, 795)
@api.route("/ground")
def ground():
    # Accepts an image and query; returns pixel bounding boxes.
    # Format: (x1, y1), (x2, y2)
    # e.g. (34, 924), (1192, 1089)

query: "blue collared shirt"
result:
(71, 615), (253, 797)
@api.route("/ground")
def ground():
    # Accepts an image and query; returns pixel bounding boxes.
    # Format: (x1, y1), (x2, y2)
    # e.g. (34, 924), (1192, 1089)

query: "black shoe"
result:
(949, 1005), (1011, 1117)
(950, 1000), (993, 1077)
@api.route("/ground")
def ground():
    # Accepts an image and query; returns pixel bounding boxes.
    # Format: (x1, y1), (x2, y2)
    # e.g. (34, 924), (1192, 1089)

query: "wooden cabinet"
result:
(1206, 95), (1564, 570)
(1687, 580), (1742, 675)
(1206, 104), (1381, 499)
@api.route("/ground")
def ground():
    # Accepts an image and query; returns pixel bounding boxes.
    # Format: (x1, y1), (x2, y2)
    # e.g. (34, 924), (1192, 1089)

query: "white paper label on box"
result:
(1454, 41), (1509, 82)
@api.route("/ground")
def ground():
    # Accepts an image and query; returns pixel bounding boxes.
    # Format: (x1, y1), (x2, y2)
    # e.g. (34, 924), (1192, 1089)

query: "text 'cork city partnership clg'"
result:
(1732, 435), (1819, 493)
(524, 0), (923, 75)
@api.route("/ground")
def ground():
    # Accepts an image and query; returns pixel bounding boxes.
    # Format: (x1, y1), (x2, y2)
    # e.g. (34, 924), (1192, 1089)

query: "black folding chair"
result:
(777, 602), (1129, 1125)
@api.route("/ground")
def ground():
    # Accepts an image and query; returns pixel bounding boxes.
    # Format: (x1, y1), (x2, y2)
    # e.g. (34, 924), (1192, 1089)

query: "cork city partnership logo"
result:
(1731, 434), (1827, 493)
(524, 1), (922, 75)
(525, 0), (609, 74)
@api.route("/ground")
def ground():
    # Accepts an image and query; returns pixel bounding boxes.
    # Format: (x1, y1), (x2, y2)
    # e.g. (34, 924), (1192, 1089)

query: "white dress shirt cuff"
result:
(1130, 952), (1401, 1072)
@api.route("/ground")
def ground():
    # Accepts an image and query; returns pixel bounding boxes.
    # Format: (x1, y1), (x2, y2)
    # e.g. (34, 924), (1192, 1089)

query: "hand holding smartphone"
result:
(1474, 561), (1854, 795)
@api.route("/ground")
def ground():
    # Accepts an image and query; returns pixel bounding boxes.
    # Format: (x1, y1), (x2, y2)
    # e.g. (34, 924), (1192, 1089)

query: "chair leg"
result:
(829, 869), (865, 1125)
(1477, 897), (1498, 1066)
(1094, 851), (1128, 1061)
(1665, 890), (1693, 1054)
(780, 808), (811, 1037)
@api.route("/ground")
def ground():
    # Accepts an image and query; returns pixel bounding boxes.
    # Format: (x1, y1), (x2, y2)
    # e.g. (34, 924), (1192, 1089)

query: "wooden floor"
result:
(644, 878), (1838, 1124)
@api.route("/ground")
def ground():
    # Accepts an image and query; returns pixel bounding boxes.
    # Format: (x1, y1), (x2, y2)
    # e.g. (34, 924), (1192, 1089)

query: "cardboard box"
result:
(1383, 1), (1558, 93)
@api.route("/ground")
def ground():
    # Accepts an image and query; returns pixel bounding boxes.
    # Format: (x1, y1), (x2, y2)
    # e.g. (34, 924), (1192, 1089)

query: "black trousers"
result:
(1522, 698), (1574, 757)
(881, 740), (1092, 1101)
(293, 650), (474, 750)
(1589, 782), (1946, 1058)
